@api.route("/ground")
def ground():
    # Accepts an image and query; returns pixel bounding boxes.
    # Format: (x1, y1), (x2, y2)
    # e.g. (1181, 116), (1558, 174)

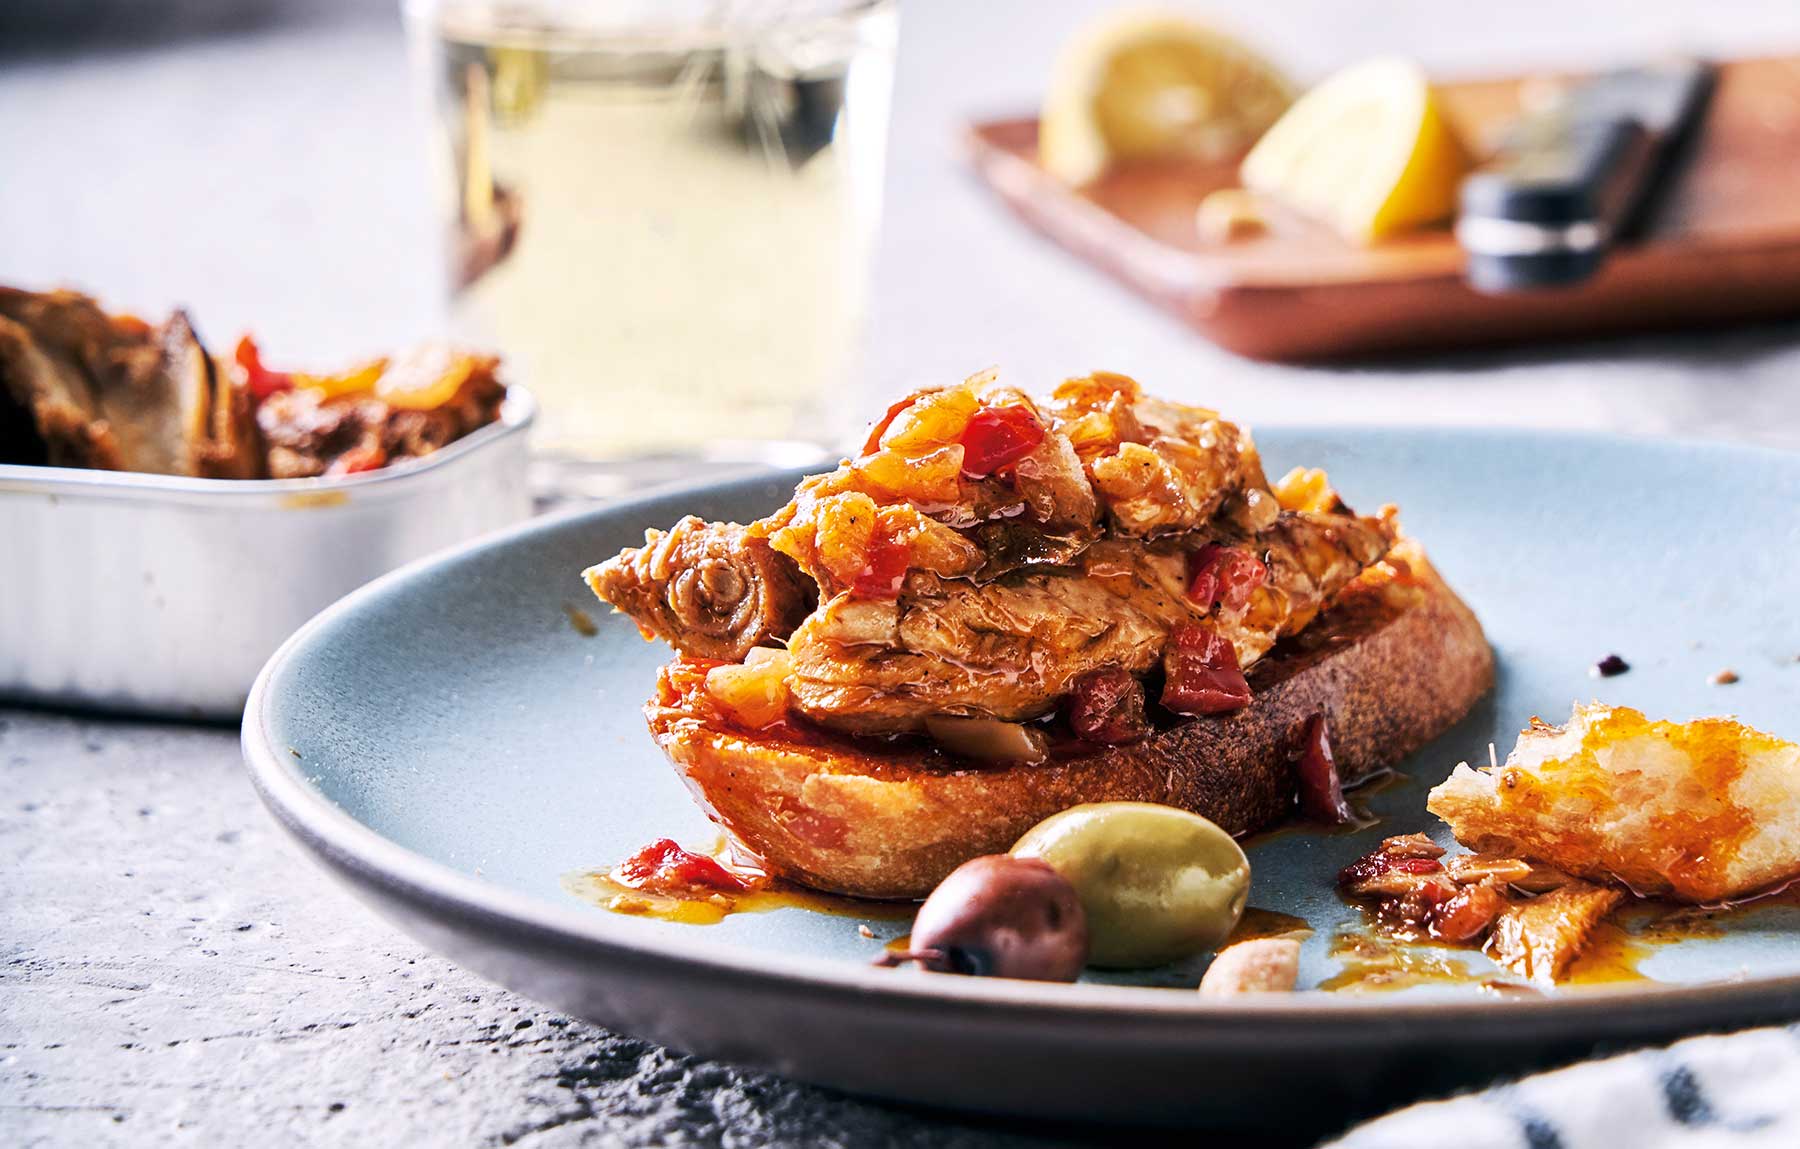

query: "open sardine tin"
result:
(0, 389), (535, 719)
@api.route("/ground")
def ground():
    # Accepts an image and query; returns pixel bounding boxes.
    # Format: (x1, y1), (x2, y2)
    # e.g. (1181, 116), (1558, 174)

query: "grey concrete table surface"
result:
(0, 712), (1102, 1148)
(5, 2), (1800, 1146)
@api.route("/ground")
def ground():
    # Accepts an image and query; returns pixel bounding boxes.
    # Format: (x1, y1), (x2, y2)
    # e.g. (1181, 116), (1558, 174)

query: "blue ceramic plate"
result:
(243, 428), (1800, 1135)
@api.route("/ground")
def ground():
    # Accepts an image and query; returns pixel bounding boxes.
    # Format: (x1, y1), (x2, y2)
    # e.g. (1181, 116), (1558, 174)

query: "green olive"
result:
(1011, 802), (1249, 969)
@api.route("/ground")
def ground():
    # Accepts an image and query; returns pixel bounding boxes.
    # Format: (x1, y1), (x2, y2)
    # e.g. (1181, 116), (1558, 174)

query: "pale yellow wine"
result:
(419, 2), (895, 463)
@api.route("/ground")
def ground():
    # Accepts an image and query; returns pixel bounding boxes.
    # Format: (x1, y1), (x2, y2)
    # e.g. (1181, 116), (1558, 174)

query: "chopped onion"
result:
(925, 716), (1048, 765)
(705, 654), (792, 729)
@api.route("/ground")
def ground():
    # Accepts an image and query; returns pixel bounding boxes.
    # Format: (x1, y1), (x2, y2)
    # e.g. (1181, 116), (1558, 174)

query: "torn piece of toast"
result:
(652, 545), (1492, 899)
(1428, 704), (1800, 904)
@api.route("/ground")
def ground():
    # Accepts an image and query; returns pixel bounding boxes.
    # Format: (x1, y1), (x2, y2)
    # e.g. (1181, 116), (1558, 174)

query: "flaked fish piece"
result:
(645, 548), (1493, 899)
(1485, 881), (1624, 985)
(784, 507), (1393, 734)
(751, 370), (1271, 596)
(1443, 854), (1558, 889)
(589, 369), (1296, 677)
(751, 377), (1102, 595)
(1052, 371), (1273, 538)
(584, 517), (816, 662)
(1338, 833), (1620, 976)
(193, 322), (261, 480)
(587, 370), (1400, 743)
(1428, 704), (1800, 903)
(0, 285), (510, 479)
(0, 311), (112, 467)
(150, 311), (218, 476)
(0, 288), (215, 475)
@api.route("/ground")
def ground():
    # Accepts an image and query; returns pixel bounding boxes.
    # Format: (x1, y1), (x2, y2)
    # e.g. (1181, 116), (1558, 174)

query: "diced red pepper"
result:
(1068, 667), (1148, 746)
(1215, 548), (1265, 612)
(1159, 622), (1252, 716)
(1294, 713), (1355, 825)
(1186, 553), (1221, 612)
(861, 394), (919, 456)
(1428, 883), (1508, 943)
(1338, 852), (1388, 887)
(958, 404), (1046, 478)
(613, 838), (749, 896)
(233, 335), (294, 400)
(1337, 849), (1442, 887)
(1186, 544), (1267, 614)
(1395, 857), (1446, 874)
(852, 533), (910, 599)
(1391, 876), (1460, 928)
(326, 441), (389, 476)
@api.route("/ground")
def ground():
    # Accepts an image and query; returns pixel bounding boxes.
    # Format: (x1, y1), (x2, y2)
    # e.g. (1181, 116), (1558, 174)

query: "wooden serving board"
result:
(966, 56), (1800, 361)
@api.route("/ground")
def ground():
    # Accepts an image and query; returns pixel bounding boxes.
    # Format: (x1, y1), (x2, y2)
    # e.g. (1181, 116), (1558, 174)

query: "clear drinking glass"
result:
(404, 0), (896, 495)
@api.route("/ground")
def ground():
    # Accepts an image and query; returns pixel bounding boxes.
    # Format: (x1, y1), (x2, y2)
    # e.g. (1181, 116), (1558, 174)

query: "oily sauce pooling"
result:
(564, 869), (911, 926)
(564, 838), (912, 927)
(569, 840), (1790, 993)
(1326, 871), (1791, 993)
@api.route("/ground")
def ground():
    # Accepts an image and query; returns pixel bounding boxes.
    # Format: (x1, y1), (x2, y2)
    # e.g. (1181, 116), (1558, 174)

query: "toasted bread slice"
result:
(1428, 704), (1800, 904)
(647, 543), (1493, 899)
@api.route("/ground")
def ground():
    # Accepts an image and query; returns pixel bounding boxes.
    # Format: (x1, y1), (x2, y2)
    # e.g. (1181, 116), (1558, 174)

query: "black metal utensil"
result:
(1456, 57), (1716, 293)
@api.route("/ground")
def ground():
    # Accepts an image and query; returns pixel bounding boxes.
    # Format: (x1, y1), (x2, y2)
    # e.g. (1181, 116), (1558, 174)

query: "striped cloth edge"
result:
(1324, 1025), (1800, 1149)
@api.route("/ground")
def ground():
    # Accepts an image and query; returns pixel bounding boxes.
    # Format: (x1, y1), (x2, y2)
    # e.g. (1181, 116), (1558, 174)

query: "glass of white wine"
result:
(404, 0), (897, 496)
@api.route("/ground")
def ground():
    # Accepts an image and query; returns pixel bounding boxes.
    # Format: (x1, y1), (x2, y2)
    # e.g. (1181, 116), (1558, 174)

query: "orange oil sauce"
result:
(1324, 891), (1751, 993)
(1227, 907), (1312, 944)
(565, 869), (913, 926)
(1317, 932), (1478, 993)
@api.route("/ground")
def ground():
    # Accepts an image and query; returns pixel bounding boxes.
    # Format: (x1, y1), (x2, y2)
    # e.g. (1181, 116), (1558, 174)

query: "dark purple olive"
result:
(879, 855), (1088, 981)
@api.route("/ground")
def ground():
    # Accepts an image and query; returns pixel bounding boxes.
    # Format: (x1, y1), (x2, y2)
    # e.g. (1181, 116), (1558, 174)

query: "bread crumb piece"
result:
(1710, 668), (1740, 685)
(857, 924), (875, 939)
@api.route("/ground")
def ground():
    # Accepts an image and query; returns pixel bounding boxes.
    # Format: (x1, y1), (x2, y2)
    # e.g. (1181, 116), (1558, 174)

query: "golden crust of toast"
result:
(648, 544), (1494, 899)
(1428, 704), (1800, 904)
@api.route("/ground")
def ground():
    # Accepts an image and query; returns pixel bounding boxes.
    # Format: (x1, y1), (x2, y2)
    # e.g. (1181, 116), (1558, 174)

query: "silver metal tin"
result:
(1, 389), (536, 720)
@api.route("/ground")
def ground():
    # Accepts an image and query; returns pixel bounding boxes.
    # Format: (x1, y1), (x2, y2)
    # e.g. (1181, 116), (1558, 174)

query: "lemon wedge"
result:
(1240, 56), (1471, 243)
(1041, 11), (1293, 186)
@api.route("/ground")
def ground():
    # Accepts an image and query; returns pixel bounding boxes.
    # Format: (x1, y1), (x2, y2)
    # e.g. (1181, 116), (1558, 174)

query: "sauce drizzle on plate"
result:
(565, 868), (914, 926)
(565, 837), (916, 927)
